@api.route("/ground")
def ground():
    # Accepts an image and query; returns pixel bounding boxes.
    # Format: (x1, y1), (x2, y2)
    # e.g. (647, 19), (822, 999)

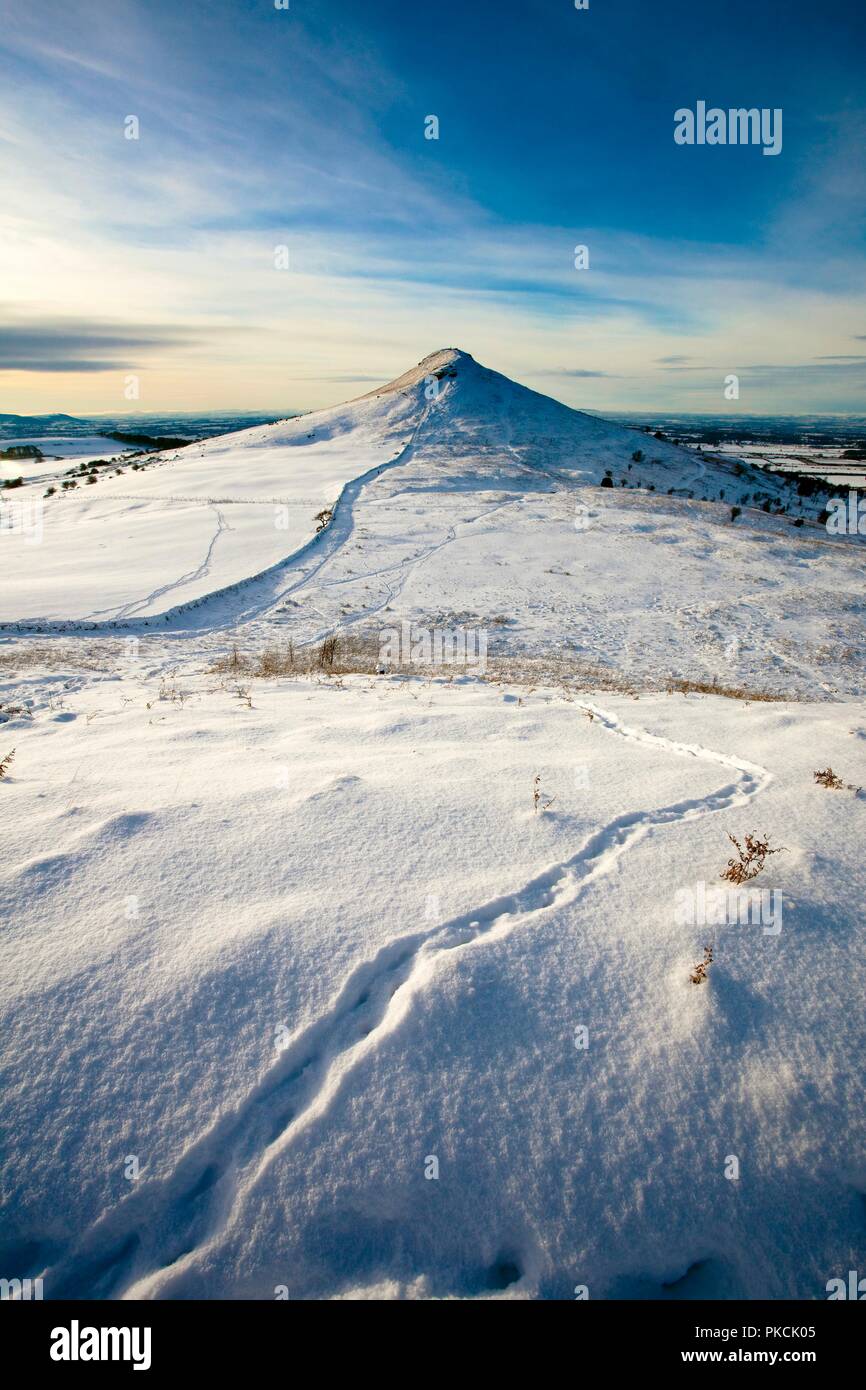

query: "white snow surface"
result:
(1, 350), (865, 1301)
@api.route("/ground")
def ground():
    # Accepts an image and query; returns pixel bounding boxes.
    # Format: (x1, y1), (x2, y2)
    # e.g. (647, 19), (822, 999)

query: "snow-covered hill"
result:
(3, 348), (863, 697)
(1, 350), (865, 1302)
(5, 346), (691, 627)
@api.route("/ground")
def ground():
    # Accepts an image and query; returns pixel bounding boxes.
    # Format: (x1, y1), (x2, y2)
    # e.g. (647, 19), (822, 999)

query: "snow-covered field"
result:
(725, 442), (866, 489)
(0, 435), (138, 484)
(0, 390), (424, 625)
(1, 351), (865, 1300)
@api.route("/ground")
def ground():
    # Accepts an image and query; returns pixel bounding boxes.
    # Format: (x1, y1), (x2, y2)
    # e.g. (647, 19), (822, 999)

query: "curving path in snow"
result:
(0, 397), (445, 636)
(35, 697), (771, 1300)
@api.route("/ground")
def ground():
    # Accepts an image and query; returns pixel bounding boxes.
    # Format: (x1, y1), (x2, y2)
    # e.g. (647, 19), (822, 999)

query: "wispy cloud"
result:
(1, 0), (864, 412)
(533, 368), (613, 379)
(0, 318), (195, 372)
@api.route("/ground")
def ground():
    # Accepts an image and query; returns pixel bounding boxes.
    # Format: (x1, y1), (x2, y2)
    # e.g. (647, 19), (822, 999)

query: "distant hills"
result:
(0, 410), (283, 443)
(0, 411), (85, 432)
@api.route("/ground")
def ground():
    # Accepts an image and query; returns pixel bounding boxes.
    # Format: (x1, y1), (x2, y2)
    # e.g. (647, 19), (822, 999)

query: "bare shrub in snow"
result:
(0, 748), (15, 778)
(532, 773), (555, 814)
(318, 636), (338, 668)
(814, 767), (844, 790)
(205, 645), (250, 677)
(814, 767), (861, 793)
(158, 677), (189, 706)
(257, 643), (294, 676)
(690, 944), (713, 985)
(721, 833), (784, 885)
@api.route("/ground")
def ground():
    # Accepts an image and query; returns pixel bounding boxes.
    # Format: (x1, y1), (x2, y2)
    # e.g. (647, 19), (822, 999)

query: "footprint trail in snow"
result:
(37, 697), (771, 1300)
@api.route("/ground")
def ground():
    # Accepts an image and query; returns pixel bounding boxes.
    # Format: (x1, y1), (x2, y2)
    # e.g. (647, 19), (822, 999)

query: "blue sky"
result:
(1, 0), (865, 413)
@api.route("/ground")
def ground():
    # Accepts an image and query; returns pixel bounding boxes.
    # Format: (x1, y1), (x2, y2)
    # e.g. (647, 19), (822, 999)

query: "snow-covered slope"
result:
(1, 349), (865, 1303)
(0, 380), (422, 625)
(3, 349), (863, 699)
(1, 669), (864, 1300)
(0, 350), (828, 625)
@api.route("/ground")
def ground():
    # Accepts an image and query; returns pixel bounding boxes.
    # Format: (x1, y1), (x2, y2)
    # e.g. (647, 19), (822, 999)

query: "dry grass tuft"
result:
(814, 766), (861, 794)
(0, 643), (125, 674)
(814, 767), (845, 790)
(665, 675), (786, 702)
(258, 641), (294, 676)
(532, 773), (555, 815)
(721, 833), (785, 885)
(157, 677), (190, 706)
(689, 944), (714, 985)
(0, 629), (812, 702)
(205, 636), (804, 703)
(207, 634), (380, 679)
